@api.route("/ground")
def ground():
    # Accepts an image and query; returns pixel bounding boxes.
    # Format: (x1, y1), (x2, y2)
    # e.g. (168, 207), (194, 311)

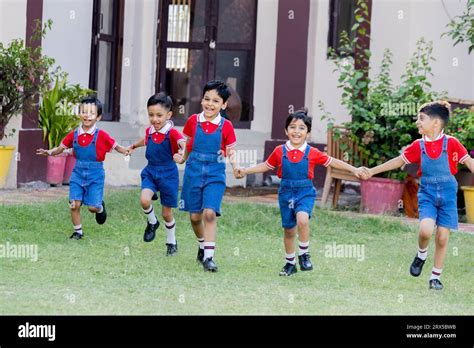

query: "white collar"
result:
(285, 140), (308, 152)
(198, 112), (222, 125)
(423, 130), (444, 142)
(149, 120), (173, 134)
(78, 124), (97, 136)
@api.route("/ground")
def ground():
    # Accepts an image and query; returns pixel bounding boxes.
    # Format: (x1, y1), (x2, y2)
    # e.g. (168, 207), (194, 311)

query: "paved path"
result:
(1, 185), (473, 234)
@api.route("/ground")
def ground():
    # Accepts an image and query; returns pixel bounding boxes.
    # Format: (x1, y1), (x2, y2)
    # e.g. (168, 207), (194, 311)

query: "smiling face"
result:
(79, 103), (101, 129)
(201, 89), (227, 119)
(147, 104), (172, 131)
(285, 118), (309, 147)
(415, 112), (439, 136)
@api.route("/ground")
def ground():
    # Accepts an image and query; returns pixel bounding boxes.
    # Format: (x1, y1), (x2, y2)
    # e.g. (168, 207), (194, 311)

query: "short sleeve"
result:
(61, 131), (75, 149)
(223, 120), (237, 148)
(310, 147), (332, 167)
(402, 140), (421, 164)
(449, 136), (469, 163)
(169, 128), (185, 155)
(183, 115), (197, 138)
(99, 130), (116, 152)
(265, 146), (282, 169)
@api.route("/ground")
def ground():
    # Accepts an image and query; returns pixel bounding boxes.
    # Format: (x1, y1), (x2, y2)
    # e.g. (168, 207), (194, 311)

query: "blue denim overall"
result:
(180, 119), (226, 216)
(140, 131), (179, 207)
(418, 136), (458, 229)
(69, 129), (105, 208)
(278, 146), (317, 229)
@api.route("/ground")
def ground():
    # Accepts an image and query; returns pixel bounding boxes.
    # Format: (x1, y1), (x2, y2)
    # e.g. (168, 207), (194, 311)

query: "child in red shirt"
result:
(237, 110), (366, 276)
(37, 97), (129, 239)
(364, 101), (474, 290)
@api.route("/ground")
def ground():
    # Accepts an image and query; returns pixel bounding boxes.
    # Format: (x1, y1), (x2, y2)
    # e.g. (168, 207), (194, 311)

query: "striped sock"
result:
(143, 206), (157, 224)
(74, 224), (83, 235)
(285, 252), (296, 265)
(417, 247), (428, 261)
(165, 219), (176, 244)
(298, 240), (309, 256)
(430, 267), (442, 280)
(203, 242), (215, 259)
(198, 238), (204, 250)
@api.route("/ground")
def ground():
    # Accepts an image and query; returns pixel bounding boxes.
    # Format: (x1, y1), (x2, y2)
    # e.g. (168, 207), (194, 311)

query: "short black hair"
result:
(285, 109), (312, 133)
(80, 96), (103, 116)
(147, 92), (173, 111)
(202, 80), (231, 102)
(419, 101), (451, 126)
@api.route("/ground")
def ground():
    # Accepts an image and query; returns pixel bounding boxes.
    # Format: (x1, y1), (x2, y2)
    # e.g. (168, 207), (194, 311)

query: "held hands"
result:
(173, 149), (185, 164)
(354, 166), (372, 180)
(36, 148), (51, 156)
(233, 167), (246, 179)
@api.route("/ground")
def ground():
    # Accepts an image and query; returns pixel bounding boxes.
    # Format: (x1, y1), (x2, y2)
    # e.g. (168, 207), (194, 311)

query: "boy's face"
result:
(201, 89), (227, 119)
(415, 112), (440, 135)
(79, 103), (101, 128)
(148, 104), (172, 131)
(285, 118), (309, 147)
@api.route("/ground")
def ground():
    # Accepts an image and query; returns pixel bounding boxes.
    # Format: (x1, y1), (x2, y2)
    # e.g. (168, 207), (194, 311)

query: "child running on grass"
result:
(36, 96), (129, 239)
(235, 109), (367, 276)
(127, 92), (185, 256)
(362, 101), (474, 290)
(174, 80), (240, 272)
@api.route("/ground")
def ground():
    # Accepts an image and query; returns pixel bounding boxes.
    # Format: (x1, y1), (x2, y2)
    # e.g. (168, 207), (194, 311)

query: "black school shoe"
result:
(143, 219), (160, 242)
(95, 201), (107, 225)
(409, 255), (426, 277)
(298, 253), (313, 271)
(429, 279), (443, 290)
(279, 262), (297, 276)
(69, 232), (83, 240)
(196, 247), (204, 263)
(203, 257), (218, 272)
(166, 241), (178, 256)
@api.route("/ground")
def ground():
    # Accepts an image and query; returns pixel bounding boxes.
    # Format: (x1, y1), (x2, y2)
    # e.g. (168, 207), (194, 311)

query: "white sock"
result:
(74, 224), (83, 235)
(203, 242), (215, 259)
(285, 252), (296, 265)
(417, 247), (428, 261)
(97, 205), (104, 214)
(165, 219), (176, 244)
(430, 267), (442, 280)
(143, 206), (157, 224)
(198, 238), (204, 250)
(298, 240), (310, 256)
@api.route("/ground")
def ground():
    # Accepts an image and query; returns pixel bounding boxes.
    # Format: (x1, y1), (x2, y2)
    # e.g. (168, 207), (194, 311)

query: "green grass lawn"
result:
(0, 188), (473, 315)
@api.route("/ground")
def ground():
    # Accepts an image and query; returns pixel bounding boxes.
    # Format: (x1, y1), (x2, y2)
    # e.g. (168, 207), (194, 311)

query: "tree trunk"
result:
(0, 120), (6, 142)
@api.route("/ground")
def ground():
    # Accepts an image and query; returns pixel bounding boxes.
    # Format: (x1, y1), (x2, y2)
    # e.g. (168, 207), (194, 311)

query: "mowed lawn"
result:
(0, 188), (473, 315)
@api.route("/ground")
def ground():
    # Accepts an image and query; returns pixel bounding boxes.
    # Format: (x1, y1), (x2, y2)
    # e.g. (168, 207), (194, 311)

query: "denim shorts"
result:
(418, 181), (458, 230)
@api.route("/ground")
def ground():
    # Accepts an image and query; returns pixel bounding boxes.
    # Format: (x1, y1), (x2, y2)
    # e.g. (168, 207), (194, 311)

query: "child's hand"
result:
(124, 146), (134, 156)
(36, 148), (51, 156)
(355, 167), (371, 180)
(173, 153), (185, 164)
(234, 167), (246, 179)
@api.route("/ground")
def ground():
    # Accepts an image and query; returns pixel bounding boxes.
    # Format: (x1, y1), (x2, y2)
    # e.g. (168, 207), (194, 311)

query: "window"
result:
(328, 0), (358, 56)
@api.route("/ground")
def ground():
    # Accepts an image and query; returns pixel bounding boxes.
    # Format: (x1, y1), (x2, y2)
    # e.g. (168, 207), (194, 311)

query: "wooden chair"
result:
(321, 126), (367, 208)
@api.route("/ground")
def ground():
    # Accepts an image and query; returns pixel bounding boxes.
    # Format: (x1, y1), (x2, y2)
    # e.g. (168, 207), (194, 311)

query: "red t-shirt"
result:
(402, 135), (469, 176)
(265, 143), (332, 179)
(144, 127), (185, 155)
(61, 127), (116, 162)
(182, 114), (237, 156)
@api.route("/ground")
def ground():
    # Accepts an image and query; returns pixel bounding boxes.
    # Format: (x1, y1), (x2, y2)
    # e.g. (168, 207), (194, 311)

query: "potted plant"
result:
(0, 19), (54, 188)
(38, 75), (93, 185)
(322, 2), (445, 214)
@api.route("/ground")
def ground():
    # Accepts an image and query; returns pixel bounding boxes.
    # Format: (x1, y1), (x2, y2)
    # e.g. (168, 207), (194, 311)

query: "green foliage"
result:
(0, 19), (56, 140)
(321, 0), (446, 180)
(38, 76), (94, 149)
(442, 0), (474, 54)
(446, 107), (474, 155)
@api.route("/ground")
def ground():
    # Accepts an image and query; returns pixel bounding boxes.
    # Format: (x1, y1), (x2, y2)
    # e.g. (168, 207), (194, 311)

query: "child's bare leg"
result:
(202, 208), (217, 242)
(284, 227), (297, 255)
(296, 212), (310, 242)
(418, 218), (436, 249)
(88, 206), (100, 213)
(190, 213), (204, 239)
(70, 200), (82, 226)
(434, 226), (450, 269)
(140, 189), (154, 210)
(161, 206), (174, 223)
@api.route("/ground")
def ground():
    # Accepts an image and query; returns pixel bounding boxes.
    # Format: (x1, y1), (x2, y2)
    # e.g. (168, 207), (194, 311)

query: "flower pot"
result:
(360, 177), (405, 214)
(0, 145), (15, 188)
(63, 152), (76, 184)
(46, 153), (67, 186)
(460, 186), (474, 224)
